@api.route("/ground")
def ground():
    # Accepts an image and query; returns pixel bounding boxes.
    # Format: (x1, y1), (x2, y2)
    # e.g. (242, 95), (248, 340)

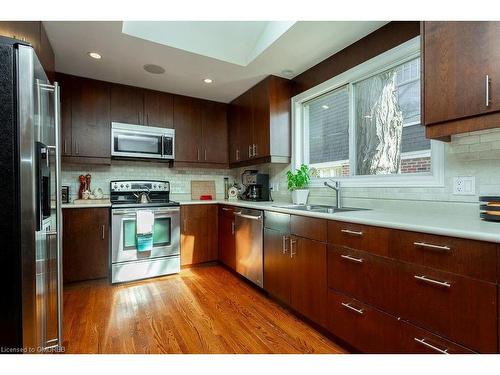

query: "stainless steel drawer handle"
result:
(341, 302), (364, 315)
(290, 238), (297, 258)
(414, 275), (451, 288)
(234, 212), (262, 220)
(414, 242), (451, 252)
(231, 221), (235, 235)
(485, 74), (491, 107)
(282, 236), (289, 254)
(340, 254), (363, 263)
(221, 207), (232, 211)
(414, 338), (449, 354)
(341, 229), (363, 237)
(102, 224), (105, 240)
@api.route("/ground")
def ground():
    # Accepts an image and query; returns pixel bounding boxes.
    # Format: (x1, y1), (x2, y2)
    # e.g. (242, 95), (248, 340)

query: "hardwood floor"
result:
(62, 264), (346, 354)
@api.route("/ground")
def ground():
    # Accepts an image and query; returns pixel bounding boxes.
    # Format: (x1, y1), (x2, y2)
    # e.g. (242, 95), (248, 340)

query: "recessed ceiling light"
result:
(143, 64), (165, 74)
(203, 78), (213, 84)
(322, 105), (329, 110)
(88, 52), (102, 60)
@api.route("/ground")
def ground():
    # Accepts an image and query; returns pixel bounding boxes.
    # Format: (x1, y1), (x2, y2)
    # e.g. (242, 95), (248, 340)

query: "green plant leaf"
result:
(286, 164), (310, 191)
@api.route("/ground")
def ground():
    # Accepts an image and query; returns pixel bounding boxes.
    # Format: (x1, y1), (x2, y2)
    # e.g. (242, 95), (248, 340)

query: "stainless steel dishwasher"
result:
(234, 208), (264, 287)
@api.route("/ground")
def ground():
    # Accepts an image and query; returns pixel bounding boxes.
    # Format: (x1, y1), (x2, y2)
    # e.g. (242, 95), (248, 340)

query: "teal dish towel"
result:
(137, 233), (153, 252)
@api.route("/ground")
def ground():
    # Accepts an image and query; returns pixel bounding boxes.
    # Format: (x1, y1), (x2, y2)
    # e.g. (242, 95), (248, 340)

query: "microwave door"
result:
(112, 131), (163, 158)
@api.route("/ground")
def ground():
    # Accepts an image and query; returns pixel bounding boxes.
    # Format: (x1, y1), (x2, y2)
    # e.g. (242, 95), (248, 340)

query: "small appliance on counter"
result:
(110, 180), (180, 283)
(480, 196), (500, 222)
(239, 170), (271, 202)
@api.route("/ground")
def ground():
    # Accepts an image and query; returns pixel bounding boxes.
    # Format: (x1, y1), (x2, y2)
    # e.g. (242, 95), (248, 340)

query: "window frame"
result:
(291, 36), (444, 188)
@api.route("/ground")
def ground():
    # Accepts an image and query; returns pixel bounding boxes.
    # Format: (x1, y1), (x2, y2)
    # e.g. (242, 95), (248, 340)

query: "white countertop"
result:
(62, 201), (111, 208)
(178, 199), (500, 243)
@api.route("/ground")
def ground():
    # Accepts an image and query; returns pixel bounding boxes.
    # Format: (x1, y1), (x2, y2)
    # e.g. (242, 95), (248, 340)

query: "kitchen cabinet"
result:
(218, 205), (236, 270)
(174, 96), (228, 166)
(69, 75), (111, 162)
(63, 208), (109, 283)
(228, 75), (291, 166)
(110, 84), (144, 125)
(423, 21), (500, 139)
(0, 22), (54, 81)
(181, 204), (218, 266)
(144, 90), (173, 128)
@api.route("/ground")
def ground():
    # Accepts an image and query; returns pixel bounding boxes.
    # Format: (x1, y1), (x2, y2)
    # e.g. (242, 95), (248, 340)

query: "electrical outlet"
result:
(453, 176), (476, 195)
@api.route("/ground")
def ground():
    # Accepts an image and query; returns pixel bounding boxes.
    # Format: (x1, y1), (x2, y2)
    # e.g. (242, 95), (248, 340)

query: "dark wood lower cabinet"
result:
(63, 208), (109, 283)
(180, 204), (218, 266)
(290, 236), (327, 328)
(218, 206), (236, 270)
(264, 228), (291, 304)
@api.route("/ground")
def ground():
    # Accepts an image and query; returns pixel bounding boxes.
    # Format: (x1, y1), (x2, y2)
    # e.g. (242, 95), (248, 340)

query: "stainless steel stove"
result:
(110, 180), (180, 283)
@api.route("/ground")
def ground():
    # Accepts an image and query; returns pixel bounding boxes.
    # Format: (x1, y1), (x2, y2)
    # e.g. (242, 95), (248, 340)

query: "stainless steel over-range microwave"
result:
(111, 122), (175, 160)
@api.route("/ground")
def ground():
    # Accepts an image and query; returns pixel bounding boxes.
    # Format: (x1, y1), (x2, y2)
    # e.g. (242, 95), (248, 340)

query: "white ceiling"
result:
(43, 21), (388, 103)
(122, 21), (296, 66)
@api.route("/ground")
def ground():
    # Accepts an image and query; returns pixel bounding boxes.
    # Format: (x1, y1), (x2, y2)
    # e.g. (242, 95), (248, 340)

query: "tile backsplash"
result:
(63, 128), (500, 215)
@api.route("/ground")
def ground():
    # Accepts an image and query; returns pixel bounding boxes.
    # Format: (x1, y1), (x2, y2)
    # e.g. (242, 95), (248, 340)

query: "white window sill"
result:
(309, 172), (444, 188)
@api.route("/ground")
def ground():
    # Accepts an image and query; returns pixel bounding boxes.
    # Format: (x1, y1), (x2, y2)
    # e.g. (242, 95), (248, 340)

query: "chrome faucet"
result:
(324, 179), (341, 208)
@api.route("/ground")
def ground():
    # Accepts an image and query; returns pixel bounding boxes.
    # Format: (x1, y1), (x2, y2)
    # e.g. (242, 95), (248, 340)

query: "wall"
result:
(62, 161), (231, 201)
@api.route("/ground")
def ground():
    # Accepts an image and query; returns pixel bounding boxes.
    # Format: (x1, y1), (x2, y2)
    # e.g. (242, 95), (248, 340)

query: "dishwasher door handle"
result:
(234, 212), (262, 221)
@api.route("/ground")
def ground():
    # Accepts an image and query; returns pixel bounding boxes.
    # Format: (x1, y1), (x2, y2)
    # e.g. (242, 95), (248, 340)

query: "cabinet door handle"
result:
(485, 74), (491, 107)
(340, 229), (363, 237)
(253, 144), (257, 157)
(146, 113), (149, 125)
(341, 254), (363, 263)
(222, 207), (232, 212)
(248, 145), (252, 158)
(64, 139), (67, 154)
(341, 302), (364, 315)
(183, 219), (187, 233)
(414, 338), (449, 354)
(414, 275), (451, 288)
(101, 224), (105, 240)
(231, 221), (235, 235)
(236, 149), (240, 161)
(197, 148), (200, 161)
(204, 149), (207, 161)
(282, 235), (289, 254)
(290, 238), (297, 258)
(414, 242), (451, 252)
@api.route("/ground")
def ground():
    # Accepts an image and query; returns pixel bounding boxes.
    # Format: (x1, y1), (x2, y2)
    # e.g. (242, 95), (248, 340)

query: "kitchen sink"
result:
(272, 204), (369, 214)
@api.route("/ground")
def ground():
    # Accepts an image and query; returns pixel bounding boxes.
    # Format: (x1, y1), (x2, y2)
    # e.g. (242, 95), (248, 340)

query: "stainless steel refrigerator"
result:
(0, 36), (62, 352)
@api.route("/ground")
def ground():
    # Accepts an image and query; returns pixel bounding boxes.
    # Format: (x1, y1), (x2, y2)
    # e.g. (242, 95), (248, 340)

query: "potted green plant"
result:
(287, 164), (311, 204)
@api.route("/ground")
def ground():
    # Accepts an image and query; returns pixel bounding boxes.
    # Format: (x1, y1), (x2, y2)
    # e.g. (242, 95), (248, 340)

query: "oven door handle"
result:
(112, 208), (180, 215)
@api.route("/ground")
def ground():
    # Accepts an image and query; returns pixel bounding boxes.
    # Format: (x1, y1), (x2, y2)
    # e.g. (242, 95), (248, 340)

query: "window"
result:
(293, 37), (443, 187)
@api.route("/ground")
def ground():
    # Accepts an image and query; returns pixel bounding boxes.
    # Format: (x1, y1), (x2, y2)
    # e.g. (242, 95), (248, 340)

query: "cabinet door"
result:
(110, 84), (144, 125)
(424, 22), (500, 125)
(174, 95), (202, 162)
(57, 74), (73, 156)
(202, 101), (228, 163)
(290, 236), (327, 327)
(144, 90), (173, 128)
(63, 208), (109, 283)
(228, 98), (243, 163)
(218, 206), (236, 270)
(251, 79), (270, 158)
(71, 78), (110, 158)
(263, 228), (291, 304)
(238, 91), (254, 162)
(180, 205), (218, 266)
(39, 23), (54, 82)
(0, 21), (40, 54)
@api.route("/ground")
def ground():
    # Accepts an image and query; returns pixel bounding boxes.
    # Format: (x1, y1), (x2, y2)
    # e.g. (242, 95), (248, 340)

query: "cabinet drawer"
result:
(327, 245), (399, 314)
(399, 320), (475, 354)
(264, 211), (290, 233)
(390, 230), (497, 282)
(291, 215), (326, 242)
(399, 262), (497, 353)
(327, 289), (401, 353)
(328, 221), (389, 256)
(219, 205), (236, 219)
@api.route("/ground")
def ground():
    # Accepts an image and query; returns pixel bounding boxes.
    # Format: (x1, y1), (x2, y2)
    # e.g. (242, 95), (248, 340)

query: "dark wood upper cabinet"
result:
(110, 84), (144, 125)
(228, 75), (291, 166)
(144, 90), (173, 128)
(63, 208), (109, 283)
(174, 95), (203, 162)
(39, 23), (54, 82)
(423, 21), (500, 139)
(71, 76), (111, 159)
(202, 101), (228, 164)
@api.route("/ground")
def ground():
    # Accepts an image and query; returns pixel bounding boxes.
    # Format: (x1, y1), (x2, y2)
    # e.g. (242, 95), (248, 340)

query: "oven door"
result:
(111, 206), (180, 263)
(111, 122), (174, 160)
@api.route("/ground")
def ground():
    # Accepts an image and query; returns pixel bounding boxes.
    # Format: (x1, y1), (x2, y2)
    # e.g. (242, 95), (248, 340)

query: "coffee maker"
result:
(240, 170), (271, 201)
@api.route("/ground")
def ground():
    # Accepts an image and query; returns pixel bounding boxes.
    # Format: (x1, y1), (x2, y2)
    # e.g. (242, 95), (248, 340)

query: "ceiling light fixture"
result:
(203, 78), (213, 84)
(88, 52), (102, 60)
(143, 64), (165, 74)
